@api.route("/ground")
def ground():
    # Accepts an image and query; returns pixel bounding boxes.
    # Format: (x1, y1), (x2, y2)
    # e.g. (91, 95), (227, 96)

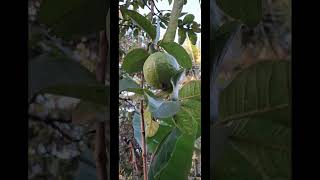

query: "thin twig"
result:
(29, 114), (96, 142)
(119, 97), (136, 108)
(141, 0), (166, 22)
(151, 0), (161, 14)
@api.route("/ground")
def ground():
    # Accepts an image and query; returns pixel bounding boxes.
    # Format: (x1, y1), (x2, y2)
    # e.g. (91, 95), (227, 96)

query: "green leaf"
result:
(122, 48), (149, 74)
(40, 84), (109, 106)
(145, 93), (181, 119)
(179, 80), (201, 101)
(160, 42), (192, 69)
(133, 112), (143, 148)
(132, 108), (175, 152)
(173, 105), (198, 135)
(28, 55), (98, 103)
(182, 14), (195, 24)
(187, 30), (197, 45)
(122, 9), (157, 40)
(168, 0), (173, 5)
(178, 28), (187, 45)
(180, 100), (201, 137)
(119, 76), (139, 93)
(147, 119), (173, 153)
(148, 128), (196, 180)
(219, 60), (291, 126)
(191, 21), (201, 33)
(133, 28), (139, 37)
(217, 0), (262, 27)
(215, 60), (291, 179)
(38, 0), (109, 39)
(213, 140), (261, 180)
(138, 0), (145, 8)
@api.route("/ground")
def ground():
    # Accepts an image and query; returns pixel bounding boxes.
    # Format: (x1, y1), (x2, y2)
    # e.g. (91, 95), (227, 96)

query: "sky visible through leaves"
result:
(139, 0), (201, 47)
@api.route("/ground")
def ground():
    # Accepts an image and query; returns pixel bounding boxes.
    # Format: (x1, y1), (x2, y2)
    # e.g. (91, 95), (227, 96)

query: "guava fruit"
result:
(143, 52), (180, 90)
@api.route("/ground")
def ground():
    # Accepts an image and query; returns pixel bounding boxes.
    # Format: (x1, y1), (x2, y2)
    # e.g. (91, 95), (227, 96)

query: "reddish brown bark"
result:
(95, 30), (108, 180)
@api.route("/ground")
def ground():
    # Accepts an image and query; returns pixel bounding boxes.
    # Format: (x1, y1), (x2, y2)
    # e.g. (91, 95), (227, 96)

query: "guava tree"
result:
(28, 0), (110, 180)
(210, 0), (291, 179)
(119, 0), (201, 179)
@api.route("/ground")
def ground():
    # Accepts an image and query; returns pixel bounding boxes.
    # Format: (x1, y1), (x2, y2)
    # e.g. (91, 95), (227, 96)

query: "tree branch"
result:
(95, 30), (108, 180)
(162, 0), (184, 43)
(140, 73), (148, 180)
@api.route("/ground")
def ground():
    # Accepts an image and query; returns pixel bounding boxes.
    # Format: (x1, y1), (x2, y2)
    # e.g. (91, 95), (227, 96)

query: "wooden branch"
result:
(140, 73), (148, 180)
(162, 0), (184, 43)
(95, 30), (108, 180)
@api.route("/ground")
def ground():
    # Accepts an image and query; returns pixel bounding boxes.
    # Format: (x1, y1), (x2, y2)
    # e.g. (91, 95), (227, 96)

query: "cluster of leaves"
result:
(119, 1), (201, 179)
(211, 0), (291, 179)
(119, 0), (201, 46)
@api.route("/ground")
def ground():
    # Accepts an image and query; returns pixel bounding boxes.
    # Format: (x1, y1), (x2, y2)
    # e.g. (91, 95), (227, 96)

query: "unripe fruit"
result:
(143, 52), (180, 90)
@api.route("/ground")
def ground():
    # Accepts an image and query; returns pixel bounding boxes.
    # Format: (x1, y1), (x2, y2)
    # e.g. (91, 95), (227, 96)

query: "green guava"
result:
(143, 52), (180, 90)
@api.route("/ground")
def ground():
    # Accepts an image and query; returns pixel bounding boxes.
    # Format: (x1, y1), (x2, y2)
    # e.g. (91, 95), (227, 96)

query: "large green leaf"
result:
(39, 0), (109, 39)
(178, 28), (187, 45)
(28, 55), (98, 102)
(180, 100), (201, 137)
(179, 80), (201, 101)
(178, 80), (201, 137)
(145, 93), (181, 119)
(173, 105), (198, 135)
(122, 48), (149, 74)
(213, 140), (261, 180)
(160, 42), (192, 69)
(147, 118), (174, 153)
(217, 0), (262, 27)
(219, 60), (291, 126)
(214, 60), (291, 179)
(148, 128), (196, 180)
(122, 9), (156, 40)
